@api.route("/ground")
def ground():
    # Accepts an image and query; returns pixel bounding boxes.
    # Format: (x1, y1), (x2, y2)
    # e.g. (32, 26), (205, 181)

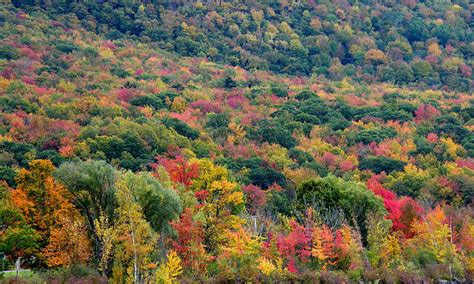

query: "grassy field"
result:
(0, 270), (42, 283)
(2, 270), (32, 277)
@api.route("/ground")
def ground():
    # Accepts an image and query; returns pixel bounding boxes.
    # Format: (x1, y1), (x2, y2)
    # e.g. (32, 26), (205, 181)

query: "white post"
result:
(15, 257), (21, 280)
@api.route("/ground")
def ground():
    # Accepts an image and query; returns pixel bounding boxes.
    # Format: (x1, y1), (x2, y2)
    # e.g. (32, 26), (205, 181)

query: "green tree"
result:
(359, 156), (407, 174)
(116, 171), (182, 234)
(297, 176), (385, 243)
(55, 160), (117, 263)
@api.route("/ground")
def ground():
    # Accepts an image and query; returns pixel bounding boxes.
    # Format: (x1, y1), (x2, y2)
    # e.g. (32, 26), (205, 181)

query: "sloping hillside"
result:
(0, 3), (473, 283)
(11, 0), (474, 91)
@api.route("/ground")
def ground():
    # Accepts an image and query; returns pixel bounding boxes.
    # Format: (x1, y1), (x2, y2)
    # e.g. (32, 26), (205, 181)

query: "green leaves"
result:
(116, 171), (182, 234)
(297, 176), (385, 243)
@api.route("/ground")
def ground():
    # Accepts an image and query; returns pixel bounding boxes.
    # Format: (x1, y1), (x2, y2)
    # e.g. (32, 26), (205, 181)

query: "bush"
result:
(297, 176), (385, 243)
(248, 119), (297, 148)
(163, 118), (199, 140)
(39, 264), (104, 283)
(0, 166), (16, 186)
(354, 128), (397, 145)
(359, 156), (407, 174)
(0, 46), (19, 60)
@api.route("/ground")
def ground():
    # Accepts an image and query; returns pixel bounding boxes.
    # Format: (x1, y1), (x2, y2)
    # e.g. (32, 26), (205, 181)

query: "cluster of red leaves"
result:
(367, 175), (423, 238)
(275, 220), (312, 273)
(190, 100), (222, 114)
(414, 104), (441, 123)
(154, 155), (199, 187)
(242, 185), (267, 215)
(170, 208), (211, 272)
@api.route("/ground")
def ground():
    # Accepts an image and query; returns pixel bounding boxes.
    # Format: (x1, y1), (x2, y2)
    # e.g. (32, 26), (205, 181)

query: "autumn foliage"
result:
(0, 3), (473, 282)
(11, 160), (91, 267)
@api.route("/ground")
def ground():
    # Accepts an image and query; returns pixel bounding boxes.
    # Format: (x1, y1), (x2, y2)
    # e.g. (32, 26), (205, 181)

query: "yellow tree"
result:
(380, 234), (404, 269)
(190, 158), (228, 192)
(112, 174), (158, 283)
(190, 159), (245, 253)
(409, 206), (464, 278)
(201, 179), (244, 252)
(217, 225), (262, 280)
(95, 215), (115, 276)
(155, 250), (183, 283)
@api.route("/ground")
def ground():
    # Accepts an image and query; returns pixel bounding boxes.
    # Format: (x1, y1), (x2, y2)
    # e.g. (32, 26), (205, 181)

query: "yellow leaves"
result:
(228, 122), (246, 144)
(139, 106), (154, 118)
(257, 257), (276, 276)
(99, 47), (115, 59)
(285, 167), (319, 187)
(114, 176), (159, 282)
(403, 163), (427, 177)
(180, 22), (198, 37)
(217, 225), (263, 280)
(210, 180), (244, 206)
(442, 57), (464, 72)
(409, 206), (461, 265)
(222, 226), (262, 257)
(440, 137), (460, 159)
(380, 234), (403, 269)
(95, 215), (115, 274)
(352, 120), (377, 130)
(57, 79), (76, 93)
(312, 235), (328, 262)
(209, 179), (235, 193)
(279, 22), (294, 35)
(155, 78), (167, 91)
(191, 158), (229, 191)
(465, 255), (474, 275)
(165, 251), (183, 280)
(171, 97), (187, 113)
(451, 4), (462, 12)
(194, 1), (205, 9)
(251, 9), (264, 25)
(0, 134), (14, 142)
(338, 225), (352, 256)
(445, 161), (462, 176)
(311, 225), (335, 268)
(349, 44), (364, 56)
(336, 77), (355, 92)
(226, 191), (244, 205)
(265, 23), (278, 39)
(243, 33), (258, 44)
(365, 49), (386, 64)
(191, 159), (245, 252)
(298, 135), (343, 157)
(0, 77), (11, 91)
(258, 143), (293, 169)
(156, 250), (183, 284)
(428, 42), (442, 57)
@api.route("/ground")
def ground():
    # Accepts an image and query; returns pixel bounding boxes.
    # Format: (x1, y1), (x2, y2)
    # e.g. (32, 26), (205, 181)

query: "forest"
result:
(0, 1), (473, 283)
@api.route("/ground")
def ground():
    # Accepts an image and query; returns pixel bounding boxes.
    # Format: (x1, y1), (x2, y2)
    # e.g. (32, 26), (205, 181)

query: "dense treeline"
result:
(0, 3), (473, 283)
(10, 0), (474, 91)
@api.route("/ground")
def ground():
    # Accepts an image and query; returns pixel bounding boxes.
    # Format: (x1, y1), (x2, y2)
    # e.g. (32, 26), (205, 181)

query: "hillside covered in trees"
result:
(0, 1), (474, 283)
(11, 0), (474, 91)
